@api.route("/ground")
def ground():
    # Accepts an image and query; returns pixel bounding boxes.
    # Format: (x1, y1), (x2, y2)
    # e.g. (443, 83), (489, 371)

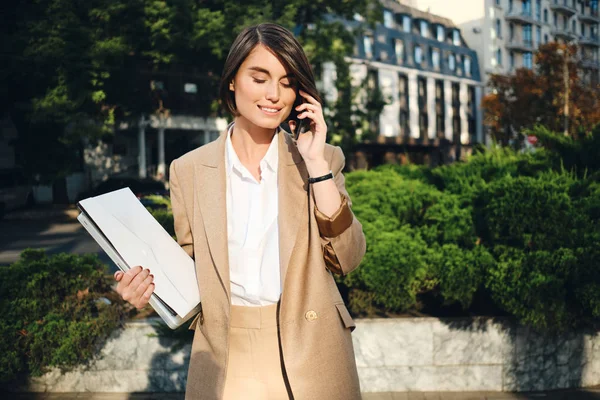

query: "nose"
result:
(265, 81), (280, 103)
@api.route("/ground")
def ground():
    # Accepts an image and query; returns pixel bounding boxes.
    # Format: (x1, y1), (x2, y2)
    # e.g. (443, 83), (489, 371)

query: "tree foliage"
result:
(1, 0), (379, 184)
(482, 42), (600, 146)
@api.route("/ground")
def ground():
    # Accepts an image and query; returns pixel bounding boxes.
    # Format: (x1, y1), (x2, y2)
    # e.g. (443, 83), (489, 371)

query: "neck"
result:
(231, 117), (276, 164)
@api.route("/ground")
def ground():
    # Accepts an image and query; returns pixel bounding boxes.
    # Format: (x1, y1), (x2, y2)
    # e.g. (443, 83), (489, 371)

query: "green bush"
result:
(485, 246), (600, 331)
(431, 244), (495, 309)
(342, 141), (600, 332)
(148, 138), (600, 332)
(430, 146), (551, 200)
(477, 172), (582, 250)
(342, 170), (480, 315)
(0, 250), (125, 384)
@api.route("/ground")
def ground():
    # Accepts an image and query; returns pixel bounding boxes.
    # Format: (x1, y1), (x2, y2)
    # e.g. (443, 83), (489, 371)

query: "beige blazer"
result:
(169, 129), (366, 400)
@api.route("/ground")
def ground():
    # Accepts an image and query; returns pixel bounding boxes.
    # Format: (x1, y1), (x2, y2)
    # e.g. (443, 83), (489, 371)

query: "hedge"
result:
(0, 250), (125, 384)
(339, 129), (600, 332)
(149, 128), (600, 333)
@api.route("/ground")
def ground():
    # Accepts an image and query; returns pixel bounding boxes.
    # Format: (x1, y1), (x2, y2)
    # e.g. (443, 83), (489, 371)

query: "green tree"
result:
(1, 0), (379, 198)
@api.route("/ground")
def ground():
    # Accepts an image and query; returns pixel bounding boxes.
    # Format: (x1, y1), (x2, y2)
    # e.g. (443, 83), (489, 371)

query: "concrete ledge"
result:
(21, 317), (600, 393)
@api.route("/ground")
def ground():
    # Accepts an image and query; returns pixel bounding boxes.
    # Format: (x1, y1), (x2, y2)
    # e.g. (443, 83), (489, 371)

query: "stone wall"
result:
(24, 317), (600, 393)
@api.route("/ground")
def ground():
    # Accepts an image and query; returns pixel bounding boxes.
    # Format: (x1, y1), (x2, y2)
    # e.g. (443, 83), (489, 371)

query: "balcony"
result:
(579, 35), (600, 47)
(581, 57), (600, 69)
(579, 11), (600, 24)
(549, 0), (577, 16)
(505, 38), (536, 52)
(552, 28), (578, 41)
(505, 10), (541, 25)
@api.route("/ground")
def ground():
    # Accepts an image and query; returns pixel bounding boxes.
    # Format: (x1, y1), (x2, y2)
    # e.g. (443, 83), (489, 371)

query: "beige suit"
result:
(169, 129), (366, 400)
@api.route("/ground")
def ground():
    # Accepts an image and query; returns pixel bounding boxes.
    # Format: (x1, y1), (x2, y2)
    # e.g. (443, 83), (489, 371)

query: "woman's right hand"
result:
(114, 266), (155, 309)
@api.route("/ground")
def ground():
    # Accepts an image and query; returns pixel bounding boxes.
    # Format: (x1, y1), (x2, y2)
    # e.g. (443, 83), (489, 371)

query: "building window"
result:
(467, 86), (477, 143)
(572, 20), (577, 33)
(452, 30), (461, 45)
(524, 52), (533, 69)
(553, 11), (557, 27)
(582, 22), (586, 36)
(367, 69), (379, 135)
(535, 0), (541, 20)
(509, 0), (513, 12)
(497, 48), (503, 65)
(418, 77), (428, 140)
(431, 48), (440, 70)
(536, 26), (541, 46)
(435, 80), (445, 137)
(509, 51), (515, 69)
(403, 16), (411, 33)
(364, 36), (373, 58)
(523, 0), (531, 15)
(383, 10), (394, 28)
(523, 24), (532, 46)
(496, 0), (501, 6)
(414, 44), (423, 65)
(420, 20), (429, 37)
(448, 53), (456, 71)
(544, 33), (549, 43)
(437, 25), (445, 41)
(544, 9), (548, 23)
(451, 83), (461, 144)
(394, 39), (405, 64)
(496, 19), (502, 38)
(464, 56), (472, 76)
(398, 74), (410, 137)
(456, 54), (463, 75)
(509, 23), (515, 41)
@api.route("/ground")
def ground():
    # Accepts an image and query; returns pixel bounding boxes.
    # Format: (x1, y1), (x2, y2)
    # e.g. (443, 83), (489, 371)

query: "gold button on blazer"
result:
(169, 129), (366, 400)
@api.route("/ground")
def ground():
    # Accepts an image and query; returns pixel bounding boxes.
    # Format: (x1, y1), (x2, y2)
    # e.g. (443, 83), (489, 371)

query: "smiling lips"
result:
(258, 105), (282, 115)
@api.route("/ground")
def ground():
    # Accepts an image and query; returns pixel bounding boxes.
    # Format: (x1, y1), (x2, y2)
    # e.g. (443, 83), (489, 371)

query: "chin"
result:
(250, 115), (287, 130)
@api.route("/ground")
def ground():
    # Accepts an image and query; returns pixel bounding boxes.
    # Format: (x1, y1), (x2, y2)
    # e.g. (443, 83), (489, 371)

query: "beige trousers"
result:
(223, 303), (291, 400)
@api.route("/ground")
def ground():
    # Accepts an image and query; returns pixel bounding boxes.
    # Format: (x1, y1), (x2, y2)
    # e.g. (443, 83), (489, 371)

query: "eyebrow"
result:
(247, 66), (294, 79)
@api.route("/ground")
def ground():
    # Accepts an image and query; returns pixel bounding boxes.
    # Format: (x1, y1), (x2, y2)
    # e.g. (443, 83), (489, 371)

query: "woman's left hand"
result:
(290, 90), (327, 163)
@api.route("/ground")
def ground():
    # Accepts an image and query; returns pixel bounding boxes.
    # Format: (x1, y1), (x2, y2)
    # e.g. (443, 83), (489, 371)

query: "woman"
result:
(114, 23), (366, 400)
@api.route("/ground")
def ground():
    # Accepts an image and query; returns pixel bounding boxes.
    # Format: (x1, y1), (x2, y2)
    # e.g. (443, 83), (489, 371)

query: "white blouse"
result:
(225, 124), (281, 306)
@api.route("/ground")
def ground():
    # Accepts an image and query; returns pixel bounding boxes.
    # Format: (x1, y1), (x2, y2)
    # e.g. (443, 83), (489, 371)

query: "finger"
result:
(289, 120), (296, 134)
(295, 103), (319, 113)
(297, 111), (319, 121)
(299, 90), (321, 107)
(114, 271), (123, 281)
(121, 265), (143, 286)
(129, 268), (151, 292)
(139, 282), (155, 307)
(133, 272), (154, 300)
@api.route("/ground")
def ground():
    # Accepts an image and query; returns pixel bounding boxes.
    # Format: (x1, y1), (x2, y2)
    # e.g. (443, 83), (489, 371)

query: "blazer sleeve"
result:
(314, 146), (366, 276)
(169, 159), (194, 259)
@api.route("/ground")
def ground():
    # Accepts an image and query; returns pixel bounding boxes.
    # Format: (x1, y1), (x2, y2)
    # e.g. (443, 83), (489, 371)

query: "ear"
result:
(229, 81), (235, 91)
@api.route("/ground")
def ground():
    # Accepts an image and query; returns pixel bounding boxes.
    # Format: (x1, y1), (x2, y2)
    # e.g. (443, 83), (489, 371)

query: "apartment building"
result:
(323, 0), (483, 165)
(410, 0), (600, 85)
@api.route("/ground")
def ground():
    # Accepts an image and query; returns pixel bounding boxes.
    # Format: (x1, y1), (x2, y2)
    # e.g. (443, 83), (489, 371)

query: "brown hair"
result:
(219, 23), (321, 121)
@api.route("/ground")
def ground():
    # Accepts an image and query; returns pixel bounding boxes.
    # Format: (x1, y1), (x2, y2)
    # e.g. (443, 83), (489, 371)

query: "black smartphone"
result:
(293, 96), (311, 140)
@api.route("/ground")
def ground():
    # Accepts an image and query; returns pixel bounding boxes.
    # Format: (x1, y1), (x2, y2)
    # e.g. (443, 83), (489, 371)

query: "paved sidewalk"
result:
(3, 390), (600, 400)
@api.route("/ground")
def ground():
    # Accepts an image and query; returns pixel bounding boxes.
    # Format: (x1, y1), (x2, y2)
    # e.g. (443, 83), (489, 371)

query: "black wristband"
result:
(308, 171), (334, 184)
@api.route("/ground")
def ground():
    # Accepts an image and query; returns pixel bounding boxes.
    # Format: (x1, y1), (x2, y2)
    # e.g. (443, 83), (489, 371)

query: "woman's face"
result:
(231, 44), (297, 130)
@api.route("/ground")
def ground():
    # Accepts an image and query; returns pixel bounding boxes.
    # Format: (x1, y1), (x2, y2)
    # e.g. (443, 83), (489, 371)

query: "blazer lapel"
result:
(194, 131), (231, 303)
(278, 131), (308, 288)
